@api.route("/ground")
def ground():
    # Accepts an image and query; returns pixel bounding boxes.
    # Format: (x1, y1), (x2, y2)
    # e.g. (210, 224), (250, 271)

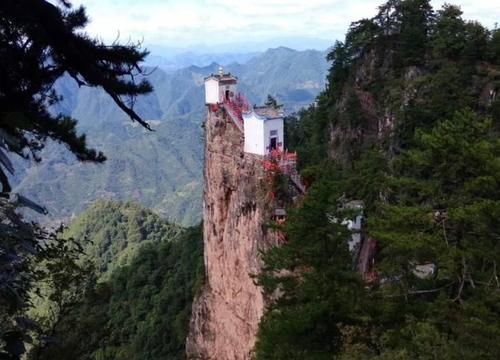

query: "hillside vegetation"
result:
(257, 1), (500, 358)
(29, 201), (203, 360)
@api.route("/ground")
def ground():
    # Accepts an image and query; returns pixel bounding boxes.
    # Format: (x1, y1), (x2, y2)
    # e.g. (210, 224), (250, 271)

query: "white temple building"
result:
(242, 107), (284, 156)
(204, 68), (284, 157)
(204, 68), (237, 105)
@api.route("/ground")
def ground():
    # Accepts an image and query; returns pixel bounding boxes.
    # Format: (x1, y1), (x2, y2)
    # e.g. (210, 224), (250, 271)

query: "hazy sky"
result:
(73, 0), (499, 53)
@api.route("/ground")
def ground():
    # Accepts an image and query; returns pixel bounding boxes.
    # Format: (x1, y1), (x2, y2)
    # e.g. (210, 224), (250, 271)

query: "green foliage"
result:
(286, 0), (496, 165)
(365, 110), (500, 358)
(265, 95), (281, 109)
(326, 41), (351, 99)
(283, 114), (302, 152)
(422, 62), (473, 122)
(256, 154), (388, 358)
(64, 201), (182, 277)
(489, 29), (500, 64)
(339, 91), (363, 128)
(258, 108), (500, 358)
(256, 169), (367, 359)
(284, 93), (331, 169)
(29, 201), (203, 360)
(0, 201), (70, 360)
(103, 225), (203, 359)
(28, 245), (95, 360)
(463, 21), (490, 63)
(491, 98), (500, 126)
(431, 4), (466, 60)
(398, 0), (433, 66)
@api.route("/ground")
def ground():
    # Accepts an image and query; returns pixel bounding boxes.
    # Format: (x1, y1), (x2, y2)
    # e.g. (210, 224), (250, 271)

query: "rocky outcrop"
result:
(186, 108), (277, 359)
(328, 48), (429, 163)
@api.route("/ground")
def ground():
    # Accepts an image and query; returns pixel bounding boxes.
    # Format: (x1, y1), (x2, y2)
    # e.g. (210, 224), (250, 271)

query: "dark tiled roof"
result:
(204, 73), (238, 82)
(253, 106), (283, 119)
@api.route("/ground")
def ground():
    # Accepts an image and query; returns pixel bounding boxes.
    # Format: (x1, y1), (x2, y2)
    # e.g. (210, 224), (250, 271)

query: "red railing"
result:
(222, 93), (250, 133)
(264, 150), (306, 194)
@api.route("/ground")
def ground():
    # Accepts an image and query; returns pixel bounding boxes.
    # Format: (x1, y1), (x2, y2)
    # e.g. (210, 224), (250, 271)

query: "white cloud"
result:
(71, 0), (499, 51)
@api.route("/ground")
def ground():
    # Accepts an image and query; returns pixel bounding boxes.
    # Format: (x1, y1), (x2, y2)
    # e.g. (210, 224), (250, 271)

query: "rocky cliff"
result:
(186, 108), (277, 359)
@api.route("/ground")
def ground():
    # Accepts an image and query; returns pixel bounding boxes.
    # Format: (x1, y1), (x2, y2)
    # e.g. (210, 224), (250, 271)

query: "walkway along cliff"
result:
(186, 69), (305, 359)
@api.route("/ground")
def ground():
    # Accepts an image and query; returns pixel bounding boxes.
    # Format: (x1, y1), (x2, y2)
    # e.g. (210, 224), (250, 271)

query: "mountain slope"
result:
(237, 47), (329, 110)
(30, 201), (203, 360)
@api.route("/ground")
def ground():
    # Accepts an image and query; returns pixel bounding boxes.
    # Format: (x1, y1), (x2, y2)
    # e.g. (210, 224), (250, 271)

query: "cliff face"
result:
(186, 108), (276, 359)
(328, 48), (399, 163)
(328, 46), (499, 164)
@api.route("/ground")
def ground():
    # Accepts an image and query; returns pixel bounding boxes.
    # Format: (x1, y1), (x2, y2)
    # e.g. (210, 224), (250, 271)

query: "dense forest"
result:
(27, 201), (203, 360)
(258, 0), (500, 358)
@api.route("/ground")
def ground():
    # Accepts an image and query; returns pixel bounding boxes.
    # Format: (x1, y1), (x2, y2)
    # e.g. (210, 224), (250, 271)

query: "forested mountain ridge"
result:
(11, 47), (328, 226)
(257, 1), (500, 358)
(63, 201), (183, 277)
(28, 201), (203, 359)
(286, 3), (500, 168)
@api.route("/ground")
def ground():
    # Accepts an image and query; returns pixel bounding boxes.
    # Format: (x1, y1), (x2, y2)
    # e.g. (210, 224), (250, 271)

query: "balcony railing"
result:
(265, 150), (305, 194)
(222, 94), (250, 133)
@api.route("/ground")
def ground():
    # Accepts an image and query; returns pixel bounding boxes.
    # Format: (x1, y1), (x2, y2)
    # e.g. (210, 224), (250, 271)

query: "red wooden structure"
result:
(222, 94), (250, 132)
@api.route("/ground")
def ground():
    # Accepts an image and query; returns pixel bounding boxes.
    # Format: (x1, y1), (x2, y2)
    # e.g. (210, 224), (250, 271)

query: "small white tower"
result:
(243, 106), (284, 156)
(204, 67), (238, 105)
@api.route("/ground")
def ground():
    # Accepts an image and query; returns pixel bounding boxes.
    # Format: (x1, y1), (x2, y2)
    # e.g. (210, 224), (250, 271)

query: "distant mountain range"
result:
(11, 47), (329, 226)
(147, 36), (333, 57)
(145, 51), (259, 72)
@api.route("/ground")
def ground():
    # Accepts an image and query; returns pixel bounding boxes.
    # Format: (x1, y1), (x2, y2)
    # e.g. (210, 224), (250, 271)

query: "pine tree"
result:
(398, 0), (433, 66)
(265, 95), (281, 109)
(0, 0), (153, 193)
(366, 110), (500, 358)
(0, 1), (153, 358)
(255, 165), (374, 359)
(489, 28), (500, 64)
(431, 4), (466, 60)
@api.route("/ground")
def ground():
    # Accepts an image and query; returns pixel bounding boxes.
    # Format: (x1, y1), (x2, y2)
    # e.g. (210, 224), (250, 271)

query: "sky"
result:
(72, 0), (499, 54)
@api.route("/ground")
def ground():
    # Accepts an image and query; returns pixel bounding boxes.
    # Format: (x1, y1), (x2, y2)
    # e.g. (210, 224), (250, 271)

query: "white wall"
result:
(243, 113), (284, 155)
(264, 118), (284, 152)
(243, 113), (265, 155)
(205, 78), (219, 104)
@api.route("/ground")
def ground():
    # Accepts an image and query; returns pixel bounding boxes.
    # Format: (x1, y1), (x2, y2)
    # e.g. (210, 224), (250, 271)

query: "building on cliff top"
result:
(204, 67), (238, 104)
(204, 67), (284, 156)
